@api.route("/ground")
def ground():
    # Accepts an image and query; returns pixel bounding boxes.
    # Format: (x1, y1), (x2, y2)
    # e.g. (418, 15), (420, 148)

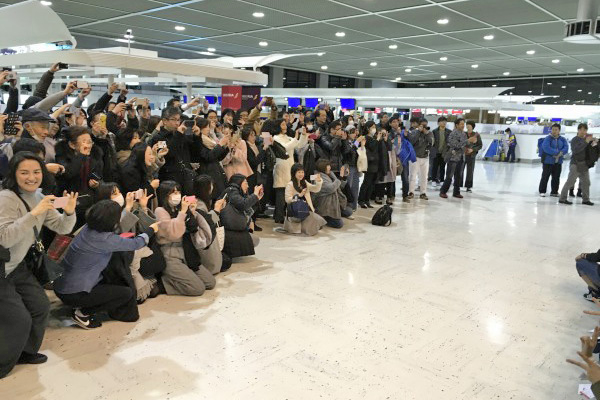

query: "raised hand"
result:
(30, 195), (56, 217)
(62, 192), (78, 216)
(567, 351), (600, 384)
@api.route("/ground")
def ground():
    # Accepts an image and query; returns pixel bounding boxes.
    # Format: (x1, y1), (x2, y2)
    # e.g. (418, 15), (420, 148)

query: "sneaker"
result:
(439, 193), (448, 199)
(584, 292), (599, 302)
(419, 194), (428, 200)
(253, 225), (263, 232)
(72, 309), (102, 330)
(466, 188), (472, 193)
(583, 201), (595, 206)
(559, 199), (572, 205)
(550, 193), (559, 197)
(402, 197), (410, 203)
(17, 352), (48, 365)
(407, 192), (414, 199)
(345, 215), (355, 220)
(453, 194), (464, 199)
(539, 193), (546, 198)
(359, 202), (368, 209)
(366, 203), (374, 209)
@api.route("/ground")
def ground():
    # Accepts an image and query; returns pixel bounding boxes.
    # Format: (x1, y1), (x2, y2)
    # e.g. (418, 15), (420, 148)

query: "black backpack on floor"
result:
(371, 205), (393, 226)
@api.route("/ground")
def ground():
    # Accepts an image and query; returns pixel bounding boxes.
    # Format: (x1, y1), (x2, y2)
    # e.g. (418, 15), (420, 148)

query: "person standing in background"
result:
(506, 128), (517, 163)
(440, 118), (468, 199)
(462, 121), (483, 193)
(539, 123), (568, 198)
(430, 117), (451, 186)
(559, 123), (596, 206)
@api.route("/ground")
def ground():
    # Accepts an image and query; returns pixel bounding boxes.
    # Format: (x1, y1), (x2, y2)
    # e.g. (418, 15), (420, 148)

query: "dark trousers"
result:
(274, 187), (286, 223)
(539, 163), (562, 194)
(56, 283), (135, 321)
(431, 153), (446, 183)
(358, 172), (378, 203)
(507, 146), (516, 162)
(440, 160), (463, 195)
(0, 263), (50, 378)
(400, 165), (410, 197)
(375, 182), (395, 199)
(462, 156), (476, 189)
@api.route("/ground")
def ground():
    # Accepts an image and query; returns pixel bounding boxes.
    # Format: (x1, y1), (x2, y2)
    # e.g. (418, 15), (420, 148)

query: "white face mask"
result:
(369, 127), (377, 135)
(306, 124), (313, 131)
(112, 193), (124, 207)
(169, 193), (182, 207)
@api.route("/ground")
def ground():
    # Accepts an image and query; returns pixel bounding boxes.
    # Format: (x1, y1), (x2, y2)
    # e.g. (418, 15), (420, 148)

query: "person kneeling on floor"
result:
(312, 158), (354, 229)
(576, 249), (600, 301)
(53, 200), (159, 329)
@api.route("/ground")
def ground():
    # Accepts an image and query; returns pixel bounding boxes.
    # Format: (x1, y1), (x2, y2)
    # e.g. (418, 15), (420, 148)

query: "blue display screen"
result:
(528, 117), (537, 121)
(517, 117), (524, 121)
(287, 98), (301, 108)
(340, 98), (356, 109)
(206, 96), (217, 104)
(551, 118), (562, 122)
(218, 96), (222, 105)
(305, 98), (319, 108)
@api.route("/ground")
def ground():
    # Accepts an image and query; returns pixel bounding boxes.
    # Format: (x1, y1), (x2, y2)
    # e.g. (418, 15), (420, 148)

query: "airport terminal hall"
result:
(3, 0), (600, 399)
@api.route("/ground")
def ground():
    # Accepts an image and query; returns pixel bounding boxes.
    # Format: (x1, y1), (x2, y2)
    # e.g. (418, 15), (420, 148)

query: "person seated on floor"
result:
(283, 163), (326, 236)
(219, 173), (262, 259)
(193, 174), (231, 274)
(0, 152), (77, 377)
(95, 182), (165, 303)
(312, 158), (353, 229)
(576, 249), (600, 301)
(154, 180), (216, 296)
(53, 200), (158, 329)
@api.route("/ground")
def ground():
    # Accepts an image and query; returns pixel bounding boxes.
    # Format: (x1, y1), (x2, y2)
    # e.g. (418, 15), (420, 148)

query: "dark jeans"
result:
(274, 187), (286, 223)
(0, 263), (50, 378)
(324, 216), (344, 229)
(539, 163), (562, 194)
(576, 259), (600, 292)
(56, 283), (135, 321)
(358, 171), (378, 203)
(375, 182), (395, 199)
(462, 156), (476, 189)
(507, 146), (516, 162)
(440, 160), (463, 195)
(400, 165), (410, 197)
(431, 153), (446, 183)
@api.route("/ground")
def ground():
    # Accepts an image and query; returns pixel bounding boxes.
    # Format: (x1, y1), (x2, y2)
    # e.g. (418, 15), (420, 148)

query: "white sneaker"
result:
(539, 193), (546, 197)
(346, 215), (355, 220)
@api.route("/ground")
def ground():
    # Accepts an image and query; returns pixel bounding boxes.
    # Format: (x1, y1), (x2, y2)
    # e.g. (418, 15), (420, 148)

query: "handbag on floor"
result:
(286, 195), (310, 222)
(371, 205), (393, 227)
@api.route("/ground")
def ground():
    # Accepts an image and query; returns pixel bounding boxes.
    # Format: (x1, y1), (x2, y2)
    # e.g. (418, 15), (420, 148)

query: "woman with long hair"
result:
(283, 163), (326, 236)
(0, 152), (77, 377)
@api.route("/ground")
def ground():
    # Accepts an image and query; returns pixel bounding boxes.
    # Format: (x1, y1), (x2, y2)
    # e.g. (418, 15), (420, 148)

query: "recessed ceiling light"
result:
(561, 85), (567, 89)
(528, 90), (532, 93)
(370, 62), (378, 66)
(252, 12), (265, 18)
(175, 25), (185, 31)
(526, 50), (536, 55)
(484, 34), (494, 40)
(357, 71), (364, 75)
(405, 68), (412, 72)
(578, 89), (583, 92)
(388, 44), (398, 49)
(588, 91), (592, 94)
(335, 32), (345, 37)
(437, 18), (449, 25)
(552, 59), (560, 63)
(577, 68), (585, 72)
(547, 82), (552, 85)
(451, 85), (455, 88)
(207, 47), (216, 52)
(441, 75), (447, 79)
(321, 65), (328, 70)
(317, 52), (325, 56)
(439, 56), (448, 61)
(471, 64), (479, 68)
(395, 77), (402, 81)
(198, 51), (215, 56)
(259, 41), (268, 47)
(40, 0), (52, 5)
(503, 72), (510, 76)
(492, 84), (497, 87)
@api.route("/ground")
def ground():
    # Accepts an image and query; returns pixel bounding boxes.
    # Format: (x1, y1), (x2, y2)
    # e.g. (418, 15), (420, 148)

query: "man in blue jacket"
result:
(538, 123), (569, 197)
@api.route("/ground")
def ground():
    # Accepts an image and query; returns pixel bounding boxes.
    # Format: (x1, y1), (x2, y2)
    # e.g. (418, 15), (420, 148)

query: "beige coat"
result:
(285, 179), (322, 212)
(222, 139), (253, 179)
(273, 133), (308, 188)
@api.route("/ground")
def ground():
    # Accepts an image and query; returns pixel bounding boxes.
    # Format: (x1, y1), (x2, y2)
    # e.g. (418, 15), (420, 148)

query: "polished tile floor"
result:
(1, 161), (600, 400)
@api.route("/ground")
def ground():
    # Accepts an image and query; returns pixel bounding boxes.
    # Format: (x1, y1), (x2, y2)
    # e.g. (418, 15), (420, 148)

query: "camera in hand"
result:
(58, 62), (68, 70)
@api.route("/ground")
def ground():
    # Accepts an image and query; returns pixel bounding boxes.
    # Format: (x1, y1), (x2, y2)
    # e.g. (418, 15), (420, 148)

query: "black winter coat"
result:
(191, 140), (230, 199)
(364, 135), (379, 173)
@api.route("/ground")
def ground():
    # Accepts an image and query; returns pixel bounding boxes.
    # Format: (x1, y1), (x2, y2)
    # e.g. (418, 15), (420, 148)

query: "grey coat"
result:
(408, 129), (434, 158)
(445, 129), (468, 163)
(312, 172), (347, 219)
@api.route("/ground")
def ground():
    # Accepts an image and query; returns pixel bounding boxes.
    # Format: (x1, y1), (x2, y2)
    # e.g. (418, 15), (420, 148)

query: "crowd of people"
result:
(0, 63), (598, 383)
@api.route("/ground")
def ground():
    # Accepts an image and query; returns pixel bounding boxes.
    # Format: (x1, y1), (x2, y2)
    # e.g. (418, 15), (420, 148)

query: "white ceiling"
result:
(2, 0), (597, 82)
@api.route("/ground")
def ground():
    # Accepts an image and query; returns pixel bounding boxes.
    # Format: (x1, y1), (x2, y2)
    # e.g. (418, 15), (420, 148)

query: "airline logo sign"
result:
(221, 86), (261, 111)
